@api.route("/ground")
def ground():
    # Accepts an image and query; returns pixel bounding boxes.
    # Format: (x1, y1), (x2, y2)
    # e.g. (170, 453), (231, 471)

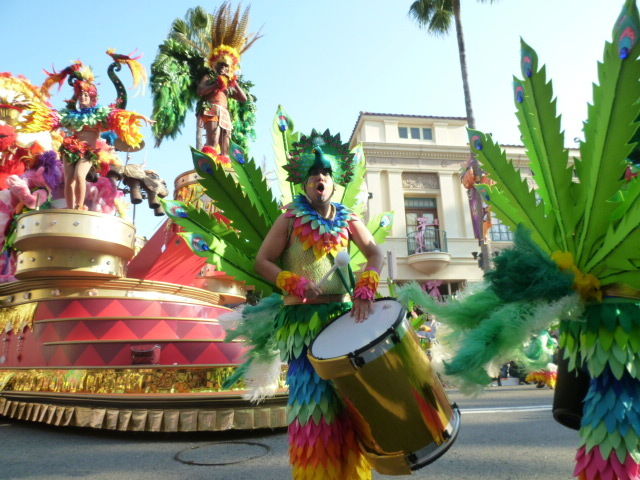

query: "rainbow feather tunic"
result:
(277, 197), (370, 479)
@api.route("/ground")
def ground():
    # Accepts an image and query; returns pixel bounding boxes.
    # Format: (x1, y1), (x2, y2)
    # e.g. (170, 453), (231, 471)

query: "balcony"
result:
(406, 228), (451, 275)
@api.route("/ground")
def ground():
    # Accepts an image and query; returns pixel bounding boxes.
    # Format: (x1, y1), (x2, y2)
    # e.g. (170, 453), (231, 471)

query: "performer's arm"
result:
(350, 218), (384, 323)
(197, 75), (217, 97)
(230, 79), (248, 103)
(255, 214), (322, 300)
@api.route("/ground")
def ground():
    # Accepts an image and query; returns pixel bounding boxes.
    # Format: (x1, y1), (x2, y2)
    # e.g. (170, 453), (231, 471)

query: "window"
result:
(405, 197), (442, 253)
(490, 215), (513, 242)
(398, 125), (433, 141)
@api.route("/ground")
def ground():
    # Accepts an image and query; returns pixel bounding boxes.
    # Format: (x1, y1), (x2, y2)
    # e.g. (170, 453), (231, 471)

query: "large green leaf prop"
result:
(573, 7), (640, 267)
(468, 130), (556, 253)
(514, 41), (575, 252)
(271, 105), (301, 204)
(350, 212), (394, 271)
(229, 143), (281, 227)
(340, 144), (367, 216)
(471, 0), (640, 290)
(162, 198), (275, 296)
(191, 148), (271, 248)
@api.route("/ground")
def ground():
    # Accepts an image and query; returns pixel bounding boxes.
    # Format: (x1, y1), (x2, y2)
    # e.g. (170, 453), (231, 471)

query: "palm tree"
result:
(409, 0), (495, 270)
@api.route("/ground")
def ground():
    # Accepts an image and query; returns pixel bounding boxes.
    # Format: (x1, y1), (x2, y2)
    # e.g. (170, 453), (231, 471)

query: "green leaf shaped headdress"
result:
(284, 129), (356, 186)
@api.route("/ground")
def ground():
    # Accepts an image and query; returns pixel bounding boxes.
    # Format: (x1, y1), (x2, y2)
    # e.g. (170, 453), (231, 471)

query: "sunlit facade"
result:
(349, 112), (537, 297)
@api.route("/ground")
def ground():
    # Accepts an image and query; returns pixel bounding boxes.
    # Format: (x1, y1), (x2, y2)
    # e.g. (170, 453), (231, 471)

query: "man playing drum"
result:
(255, 135), (383, 480)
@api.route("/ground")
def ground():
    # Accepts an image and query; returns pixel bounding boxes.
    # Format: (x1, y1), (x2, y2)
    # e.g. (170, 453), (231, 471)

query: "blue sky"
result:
(3, 0), (622, 238)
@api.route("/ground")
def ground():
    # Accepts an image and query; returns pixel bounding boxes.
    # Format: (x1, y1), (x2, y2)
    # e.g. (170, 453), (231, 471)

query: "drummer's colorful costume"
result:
(399, 2), (640, 479)
(276, 135), (375, 479)
(274, 195), (371, 480)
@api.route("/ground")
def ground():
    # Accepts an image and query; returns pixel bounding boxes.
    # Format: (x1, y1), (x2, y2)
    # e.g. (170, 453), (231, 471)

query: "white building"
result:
(349, 112), (538, 297)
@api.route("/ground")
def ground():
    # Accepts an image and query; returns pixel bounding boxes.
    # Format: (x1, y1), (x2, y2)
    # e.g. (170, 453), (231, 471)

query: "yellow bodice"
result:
(281, 236), (349, 294)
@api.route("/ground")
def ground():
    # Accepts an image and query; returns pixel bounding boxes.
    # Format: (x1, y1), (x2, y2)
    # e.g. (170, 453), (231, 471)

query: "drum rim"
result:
(309, 297), (406, 361)
(408, 404), (461, 471)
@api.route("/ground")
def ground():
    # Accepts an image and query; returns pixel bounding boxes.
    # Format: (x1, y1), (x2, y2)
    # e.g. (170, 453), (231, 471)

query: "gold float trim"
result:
(0, 396), (288, 432)
(0, 277), (225, 308)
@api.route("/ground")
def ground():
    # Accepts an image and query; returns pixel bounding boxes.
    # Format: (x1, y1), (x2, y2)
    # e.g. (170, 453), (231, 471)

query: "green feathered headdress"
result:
(283, 129), (356, 186)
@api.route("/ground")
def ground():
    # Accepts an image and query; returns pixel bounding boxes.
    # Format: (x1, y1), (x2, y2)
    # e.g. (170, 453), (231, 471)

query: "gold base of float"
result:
(0, 277), (223, 308)
(16, 249), (127, 279)
(0, 368), (288, 432)
(0, 393), (287, 432)
(13, 210), (136, 279)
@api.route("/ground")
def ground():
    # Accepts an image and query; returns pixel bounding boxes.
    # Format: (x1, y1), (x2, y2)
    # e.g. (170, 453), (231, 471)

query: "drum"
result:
(308, 298), (460, 475)
(552, 348), (590, 430)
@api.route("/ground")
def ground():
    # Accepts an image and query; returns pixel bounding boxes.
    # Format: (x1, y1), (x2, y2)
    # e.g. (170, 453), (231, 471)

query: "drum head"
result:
(311, 298), (405, 360)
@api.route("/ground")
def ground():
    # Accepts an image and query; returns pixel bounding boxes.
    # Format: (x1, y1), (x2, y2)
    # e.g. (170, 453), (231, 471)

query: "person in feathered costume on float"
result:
(41, 54), (151, 210)
(197, 46), (248, 161)
(253, 133), (382, 479)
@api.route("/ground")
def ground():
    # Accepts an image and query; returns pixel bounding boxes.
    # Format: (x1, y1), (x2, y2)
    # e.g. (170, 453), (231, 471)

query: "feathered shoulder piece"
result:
(284, 129), (356, 186)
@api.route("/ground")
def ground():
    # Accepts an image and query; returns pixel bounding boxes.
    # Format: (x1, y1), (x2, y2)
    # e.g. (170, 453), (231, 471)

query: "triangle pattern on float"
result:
(216, 342), (247, 364)
(80, 298), (114, 318)
(57, 300), (93, 319)
(96, 320), (136, 340)
(119, 299), (156, 317)
(193, 343), (226, 364)
(53, 321), (83, 342)
(36, 299), (73, 320)
(177, 341), (212, 363)
(65, 322), (97, 341)
(42, 344), (57, 365)
(84, 319), (120, 340)
(159, 302), (192, 318)
(157, 343), (189, 365)
(61, 344), (87, 366)
(124, 319), (162, 339)
(36, 322), (59, 342)
(73, 344), (104, 366)
(182, 322), (218, 340)
(141, 321), (179, 340)
(95, 343), (128, 365)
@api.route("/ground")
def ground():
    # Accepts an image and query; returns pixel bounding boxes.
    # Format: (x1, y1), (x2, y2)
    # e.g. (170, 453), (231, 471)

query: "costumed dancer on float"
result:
(254, 140), (383, 479)
(197, 46), (248, 162)
(41, 51), (151, 210)
(151, 3), (260, 166)
(399, 2), (640, 478)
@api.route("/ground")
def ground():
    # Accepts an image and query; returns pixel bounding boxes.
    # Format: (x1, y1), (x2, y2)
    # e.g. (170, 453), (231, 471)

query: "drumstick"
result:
(319, 250), (351, 287)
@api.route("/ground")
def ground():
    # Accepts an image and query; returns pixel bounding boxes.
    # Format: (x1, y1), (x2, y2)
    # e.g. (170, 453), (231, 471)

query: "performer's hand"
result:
(304, 281), (322, 300)
(351, 298), (374, 323)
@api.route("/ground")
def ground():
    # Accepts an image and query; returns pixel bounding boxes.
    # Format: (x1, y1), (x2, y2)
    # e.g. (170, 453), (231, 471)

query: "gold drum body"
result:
(308, 298), (460, 476)
(13, 210), (136, 279)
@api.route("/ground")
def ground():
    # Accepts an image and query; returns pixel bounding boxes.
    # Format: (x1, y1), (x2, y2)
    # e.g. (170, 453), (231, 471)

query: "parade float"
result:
(0, 40), (289, 432)
(0, 3), (393, 434)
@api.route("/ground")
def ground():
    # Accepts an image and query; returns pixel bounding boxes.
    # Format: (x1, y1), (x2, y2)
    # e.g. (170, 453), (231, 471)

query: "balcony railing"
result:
(407, 227), (448, 255)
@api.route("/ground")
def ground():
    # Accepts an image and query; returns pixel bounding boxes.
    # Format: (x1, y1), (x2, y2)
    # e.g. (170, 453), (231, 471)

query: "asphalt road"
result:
(0, 385), (580, 480)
